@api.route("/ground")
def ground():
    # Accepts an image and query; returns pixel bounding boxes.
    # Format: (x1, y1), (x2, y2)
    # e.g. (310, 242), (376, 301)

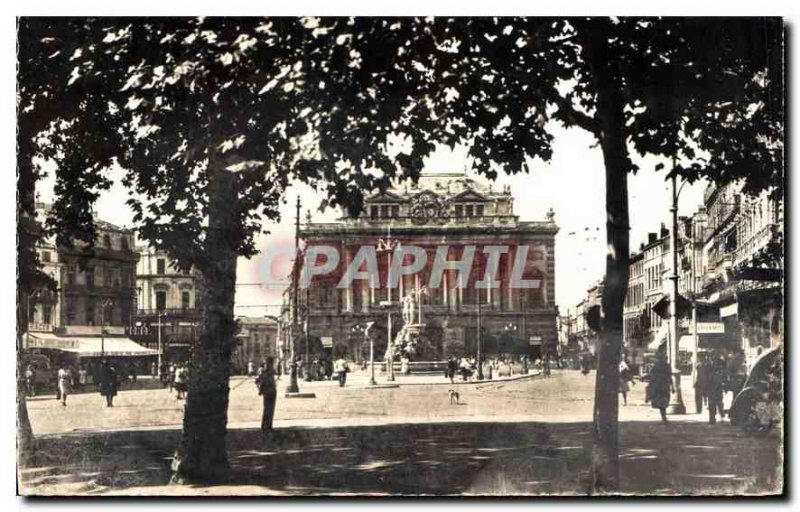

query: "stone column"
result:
(344, 245), (353, 313)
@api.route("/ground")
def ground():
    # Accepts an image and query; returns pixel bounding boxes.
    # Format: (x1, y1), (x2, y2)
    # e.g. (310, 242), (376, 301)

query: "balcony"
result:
(136, 307), (202, 319)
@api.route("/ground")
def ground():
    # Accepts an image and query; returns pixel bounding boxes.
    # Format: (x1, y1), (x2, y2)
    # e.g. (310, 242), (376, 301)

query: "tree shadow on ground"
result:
(20, 420), (781, 495)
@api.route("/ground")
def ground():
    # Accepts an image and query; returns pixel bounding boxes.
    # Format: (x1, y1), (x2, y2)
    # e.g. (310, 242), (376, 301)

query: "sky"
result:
(36, 123), (708, 317)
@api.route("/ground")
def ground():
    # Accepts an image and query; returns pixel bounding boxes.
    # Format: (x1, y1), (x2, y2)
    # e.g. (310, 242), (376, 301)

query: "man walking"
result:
(98, 361), (119, 407)
(256, 357), (278, 434)
(334, 356), (348, 387)
(707, 353), (727, 424)
(693, 355), (710, 415)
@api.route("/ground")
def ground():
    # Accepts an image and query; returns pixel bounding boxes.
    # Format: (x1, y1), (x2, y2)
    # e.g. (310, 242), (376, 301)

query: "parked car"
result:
(729, 346), (782, 436)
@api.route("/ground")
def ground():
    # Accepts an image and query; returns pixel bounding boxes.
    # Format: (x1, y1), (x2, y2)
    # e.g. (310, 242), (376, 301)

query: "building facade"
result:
(23, 204), (156, 367)
(292, 172), (559, 363)
(132, 246), (203, 363)
(27, 203), (139, 332)
(620, 179), (783, 374)
(233, 316), (279, 374)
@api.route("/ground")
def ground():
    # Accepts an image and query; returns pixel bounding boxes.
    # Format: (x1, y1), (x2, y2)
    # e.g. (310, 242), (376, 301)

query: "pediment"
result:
(365, 191), (407, 203)
(451, 188), (489, 202)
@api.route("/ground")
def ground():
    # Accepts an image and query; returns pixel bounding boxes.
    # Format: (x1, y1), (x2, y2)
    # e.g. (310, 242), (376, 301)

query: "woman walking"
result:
(256, 357), (278, 434)
(648, 350), (673, 422)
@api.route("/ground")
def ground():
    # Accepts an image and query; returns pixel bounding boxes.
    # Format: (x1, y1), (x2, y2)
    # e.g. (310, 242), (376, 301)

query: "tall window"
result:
(42, 304), (51, 324)
(156, 291), (167, 311)
(86, 300), (95, 326)
(86, 267), (95, 288)
(181, 291), (191, 310)
(41, 251), (51, 263)
(156, 258), (166, 275)
(370, 205), (378, 219)
(103, 234), (111, 248)
(67, 266), (76, 285)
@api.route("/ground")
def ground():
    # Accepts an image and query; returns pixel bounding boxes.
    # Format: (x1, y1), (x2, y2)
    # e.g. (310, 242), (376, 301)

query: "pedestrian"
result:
(401, 355), (410, 375)
(459, 356), (470, 381)
(693, 354), (710, 414)
(168, 362), (176, 392)
(618, 359), (632, 406)
(98, 361), (119, 407)
(25, 365), (36, 397)
(543, 356), (551, 377)
(247, 360), (255, 377)
(446, 356), (457, 384)
(255, 357), (278, 434)
(707, 353), (727, 424)
(151, 361), (158, 378)
(334, 356), (348, 387)
(647, 350), (673, 423)
(57, 365), (70, 406)
(174, 364), (188, 400)
(78, 365), (87, 391)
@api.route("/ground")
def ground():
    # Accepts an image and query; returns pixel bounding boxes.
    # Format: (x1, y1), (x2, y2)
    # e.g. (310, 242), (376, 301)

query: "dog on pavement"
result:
(448, 389), (460, 405)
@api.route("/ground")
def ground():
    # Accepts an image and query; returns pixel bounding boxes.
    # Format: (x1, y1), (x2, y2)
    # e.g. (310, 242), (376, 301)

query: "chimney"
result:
(648, 232), (657, 244)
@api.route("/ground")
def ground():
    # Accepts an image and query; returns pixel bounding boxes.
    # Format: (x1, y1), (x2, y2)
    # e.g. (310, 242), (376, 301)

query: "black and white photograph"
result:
(13, 10), (785, 497)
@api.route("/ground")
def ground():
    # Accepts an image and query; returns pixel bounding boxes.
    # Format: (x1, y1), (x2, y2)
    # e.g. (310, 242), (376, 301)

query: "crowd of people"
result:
(636, 346), (749, 425)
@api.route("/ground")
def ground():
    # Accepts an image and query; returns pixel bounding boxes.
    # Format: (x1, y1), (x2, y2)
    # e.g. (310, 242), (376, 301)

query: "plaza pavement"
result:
(19, 369), (783, 495)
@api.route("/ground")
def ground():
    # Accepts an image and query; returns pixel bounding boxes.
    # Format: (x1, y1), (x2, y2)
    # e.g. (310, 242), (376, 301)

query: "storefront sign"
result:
(691, 322), (725, 334)
(529, 336), (542, 346)
(25, 336), (80, 350)
(321, 336), (334, 348)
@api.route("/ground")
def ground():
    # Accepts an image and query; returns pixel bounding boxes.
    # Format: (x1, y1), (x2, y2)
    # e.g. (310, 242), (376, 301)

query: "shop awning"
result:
(646, 324), (670, 352)
(25, 333), (158, 357)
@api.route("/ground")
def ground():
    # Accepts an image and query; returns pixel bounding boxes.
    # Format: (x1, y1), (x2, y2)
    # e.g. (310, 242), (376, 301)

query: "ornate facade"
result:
(133, 246), (203, 361)
(294, 172), (559, 362)
(28, 203), (138, 332)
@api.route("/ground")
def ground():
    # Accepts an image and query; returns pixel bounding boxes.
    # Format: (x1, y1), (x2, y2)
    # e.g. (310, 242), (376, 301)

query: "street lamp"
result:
(377, 227), (400, 383)
(365, 322), (376, 386)
(505, 323), (518, 372)
(379, 302), (396, 382)
(100, 298), (113, 358)
(667, 173), (688, 415)
(476, 292), (484, 380)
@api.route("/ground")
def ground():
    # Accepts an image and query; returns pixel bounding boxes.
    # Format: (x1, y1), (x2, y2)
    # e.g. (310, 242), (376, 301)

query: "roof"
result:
(237, 316), (278, 327)
(370, 172), (509, 201)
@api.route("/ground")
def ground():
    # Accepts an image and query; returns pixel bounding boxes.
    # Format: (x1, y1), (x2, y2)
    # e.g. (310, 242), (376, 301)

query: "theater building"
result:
(294, 173), (559, 362)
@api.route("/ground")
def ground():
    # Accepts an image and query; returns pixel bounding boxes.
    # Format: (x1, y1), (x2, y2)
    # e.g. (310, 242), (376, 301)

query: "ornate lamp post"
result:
(667, 173), (688, 415)
(476, 292), (484, 380)
(365, 322), (376, 386)
(377, 227), (400, 382)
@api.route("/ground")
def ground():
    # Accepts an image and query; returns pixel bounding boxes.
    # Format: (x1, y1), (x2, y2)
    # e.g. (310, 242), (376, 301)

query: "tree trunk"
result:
(581, 28), (632, 494)
(17, 130), (39, 465)
(172, 167), (238, 484)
